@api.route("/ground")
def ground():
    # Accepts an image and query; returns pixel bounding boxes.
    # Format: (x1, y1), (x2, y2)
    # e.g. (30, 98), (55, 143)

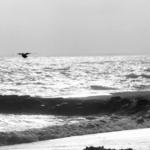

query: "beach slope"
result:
(0, 128), (150, 150)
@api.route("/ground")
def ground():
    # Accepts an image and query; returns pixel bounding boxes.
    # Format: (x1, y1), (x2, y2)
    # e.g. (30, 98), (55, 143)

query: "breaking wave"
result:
(0, 92), (149, 115)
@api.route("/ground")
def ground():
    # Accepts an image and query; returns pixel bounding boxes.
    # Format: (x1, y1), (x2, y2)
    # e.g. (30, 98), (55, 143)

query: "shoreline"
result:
(0, 90), (150, 146)
(0, 113), (150, 146)
(1, 128), (149, 150)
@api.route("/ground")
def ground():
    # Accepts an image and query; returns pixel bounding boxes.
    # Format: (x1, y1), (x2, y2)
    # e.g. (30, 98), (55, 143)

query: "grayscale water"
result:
(1, 55), (150, 131)
(0, 114), (87, 132)
(0, 55), (150, 97)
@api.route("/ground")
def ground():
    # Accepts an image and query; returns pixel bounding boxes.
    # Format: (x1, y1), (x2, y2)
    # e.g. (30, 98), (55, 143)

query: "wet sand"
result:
(0, 128), (150, 150)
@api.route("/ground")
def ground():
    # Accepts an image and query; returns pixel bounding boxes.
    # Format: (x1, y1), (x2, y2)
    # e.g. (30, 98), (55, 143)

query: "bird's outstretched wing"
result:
(25, 53), (31, 55)
(18, 53), (31, 55)
(18, 52), (31, 58)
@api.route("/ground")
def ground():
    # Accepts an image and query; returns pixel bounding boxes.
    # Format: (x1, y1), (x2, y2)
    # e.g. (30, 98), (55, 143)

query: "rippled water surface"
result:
(1, 55), (150, 97)
(1, 55), (150, 132)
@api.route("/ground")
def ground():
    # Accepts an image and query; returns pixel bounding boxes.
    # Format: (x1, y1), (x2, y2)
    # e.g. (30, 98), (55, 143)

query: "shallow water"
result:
(1, 55), (150, 97)
(0, 114), (87, 132)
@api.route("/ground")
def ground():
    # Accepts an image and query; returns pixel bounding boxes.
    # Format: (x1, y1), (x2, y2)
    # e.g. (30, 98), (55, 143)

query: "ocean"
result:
(0, 55), (150, 98)
(0, 55), (150, 137)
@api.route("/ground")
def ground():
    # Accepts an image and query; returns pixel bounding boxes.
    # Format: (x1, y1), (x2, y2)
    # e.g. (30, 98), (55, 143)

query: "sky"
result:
(0, 0), (150, 56)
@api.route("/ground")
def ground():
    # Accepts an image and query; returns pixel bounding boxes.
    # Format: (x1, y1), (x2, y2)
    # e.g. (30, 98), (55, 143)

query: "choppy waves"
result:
(0, 114), (87, 132)
(126, 73), (150, 79)
(0, 56), (150, 97)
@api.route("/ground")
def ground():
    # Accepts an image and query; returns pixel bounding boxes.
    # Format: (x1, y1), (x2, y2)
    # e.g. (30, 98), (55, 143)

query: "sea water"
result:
(0, 55), (150, 98)
(1, 55), (150, 131)
(0, 114), (87, 132)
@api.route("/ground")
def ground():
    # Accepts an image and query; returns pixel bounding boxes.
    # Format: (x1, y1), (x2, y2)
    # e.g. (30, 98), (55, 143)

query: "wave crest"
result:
(0, 93), (149, 115)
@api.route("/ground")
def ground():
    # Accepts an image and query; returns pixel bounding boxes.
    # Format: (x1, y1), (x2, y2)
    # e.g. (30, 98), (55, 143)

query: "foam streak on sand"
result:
(0, 128), (150, 150)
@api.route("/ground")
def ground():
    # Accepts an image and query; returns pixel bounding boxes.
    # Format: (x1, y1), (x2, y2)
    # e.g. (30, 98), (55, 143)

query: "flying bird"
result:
(18, 53), (31, 58)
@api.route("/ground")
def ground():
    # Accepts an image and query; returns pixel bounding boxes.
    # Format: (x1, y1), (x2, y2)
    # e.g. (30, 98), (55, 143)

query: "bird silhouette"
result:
(18, 53), (31, 58)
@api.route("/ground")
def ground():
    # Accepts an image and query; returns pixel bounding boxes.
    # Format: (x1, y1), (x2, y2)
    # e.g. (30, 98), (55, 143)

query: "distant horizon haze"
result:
(3, 51), (150, 57)
(2, 50), (150, 57)
(0, 0), (150, 56)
